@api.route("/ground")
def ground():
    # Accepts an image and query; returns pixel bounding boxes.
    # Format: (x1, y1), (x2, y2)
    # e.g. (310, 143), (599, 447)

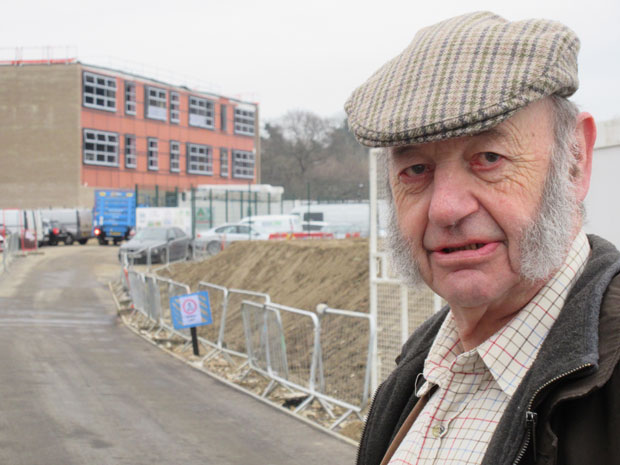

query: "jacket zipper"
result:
(512, 363), (593, 465)
(356, 382), (383, 465)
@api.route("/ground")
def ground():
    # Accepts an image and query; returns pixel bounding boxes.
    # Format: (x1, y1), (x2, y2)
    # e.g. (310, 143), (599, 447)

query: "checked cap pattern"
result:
(345, 11), (580, 147)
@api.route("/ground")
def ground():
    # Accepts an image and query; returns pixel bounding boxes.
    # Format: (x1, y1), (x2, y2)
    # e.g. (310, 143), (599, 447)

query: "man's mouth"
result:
(441, 243), (486, 253)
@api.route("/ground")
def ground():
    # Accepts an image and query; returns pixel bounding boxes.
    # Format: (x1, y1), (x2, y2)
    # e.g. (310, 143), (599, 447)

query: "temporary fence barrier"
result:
(241, 301), (289, 386)
(1, 232), (21, 272)
(241, 301), (320, 403)
(120, 264), (376, 429)
(196, 282), (227, 346)
(317, 306), (375, 420)
(239, 300), (375, 429)
(127, 270), (147, 316)
(221, 288), (271, 358)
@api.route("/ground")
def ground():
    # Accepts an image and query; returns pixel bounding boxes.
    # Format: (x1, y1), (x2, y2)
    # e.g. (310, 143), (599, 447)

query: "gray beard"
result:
(386, 150), (578, 288)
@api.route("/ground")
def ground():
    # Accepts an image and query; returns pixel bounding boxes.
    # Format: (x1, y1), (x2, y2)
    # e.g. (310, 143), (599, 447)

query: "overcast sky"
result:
(2, 0), (619, 123)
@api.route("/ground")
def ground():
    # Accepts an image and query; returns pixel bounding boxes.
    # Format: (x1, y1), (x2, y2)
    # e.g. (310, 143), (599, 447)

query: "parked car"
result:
(118, 227), (191, 263)
(196, 223), (265, 255)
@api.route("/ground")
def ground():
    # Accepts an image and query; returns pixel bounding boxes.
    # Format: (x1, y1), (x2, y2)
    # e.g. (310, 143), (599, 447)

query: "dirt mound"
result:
(167, 238), (369, 312)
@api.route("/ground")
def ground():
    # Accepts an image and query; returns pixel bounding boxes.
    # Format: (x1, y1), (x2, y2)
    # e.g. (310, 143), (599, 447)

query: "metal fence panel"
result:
(318, 307), (374, 408)
(265, 307), (288, 379)
(197, 282), (227, 346)
(221, 289), (270, 356)
(144, 275), (162, 323)
(264, 302), (320, 392)
(127, 270), (146, 314)
(241, 301), (269, 373)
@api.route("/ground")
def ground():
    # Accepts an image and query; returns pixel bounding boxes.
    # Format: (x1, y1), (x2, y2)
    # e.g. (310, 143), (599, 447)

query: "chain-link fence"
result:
(317, 307), (374, 409)
(369, 148), (444, 391)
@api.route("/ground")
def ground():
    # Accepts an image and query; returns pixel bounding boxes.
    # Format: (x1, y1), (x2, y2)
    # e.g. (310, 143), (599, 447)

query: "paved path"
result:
(0, 244), (356, 465)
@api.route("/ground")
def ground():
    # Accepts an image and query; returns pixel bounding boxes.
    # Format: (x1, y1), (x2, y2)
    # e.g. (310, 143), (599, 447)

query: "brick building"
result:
(0, 59), (259, 209)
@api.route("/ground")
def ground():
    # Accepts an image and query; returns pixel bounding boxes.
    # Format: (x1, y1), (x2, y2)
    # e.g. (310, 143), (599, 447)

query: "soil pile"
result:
(167, 238), (370, 312)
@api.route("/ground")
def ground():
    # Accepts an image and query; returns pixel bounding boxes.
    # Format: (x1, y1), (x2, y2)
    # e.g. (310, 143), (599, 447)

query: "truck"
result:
(92, 189), (136, 245)
(40, 208), (93, 245)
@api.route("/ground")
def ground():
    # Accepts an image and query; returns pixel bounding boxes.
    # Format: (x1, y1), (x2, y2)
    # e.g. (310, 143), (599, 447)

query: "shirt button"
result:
(432, 425), (446, 437)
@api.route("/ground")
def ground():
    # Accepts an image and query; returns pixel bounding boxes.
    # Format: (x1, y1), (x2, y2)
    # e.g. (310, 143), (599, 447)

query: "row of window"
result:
(83, 71), (256, 136)
(83, 129), (254, 179)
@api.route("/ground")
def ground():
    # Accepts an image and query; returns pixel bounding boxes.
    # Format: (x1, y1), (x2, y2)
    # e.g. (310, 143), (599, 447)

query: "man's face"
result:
(388, 99), (570, 310)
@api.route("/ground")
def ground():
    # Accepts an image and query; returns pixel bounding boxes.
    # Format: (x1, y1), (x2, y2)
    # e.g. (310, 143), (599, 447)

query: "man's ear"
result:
(574, 112), (596, 202)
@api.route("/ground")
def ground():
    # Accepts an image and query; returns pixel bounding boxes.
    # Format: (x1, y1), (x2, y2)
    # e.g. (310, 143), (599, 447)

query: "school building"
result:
(0, 58), (260, 209)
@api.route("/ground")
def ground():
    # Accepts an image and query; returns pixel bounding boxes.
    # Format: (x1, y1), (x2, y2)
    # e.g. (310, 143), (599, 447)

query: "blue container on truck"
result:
(93, 189), (136, 245)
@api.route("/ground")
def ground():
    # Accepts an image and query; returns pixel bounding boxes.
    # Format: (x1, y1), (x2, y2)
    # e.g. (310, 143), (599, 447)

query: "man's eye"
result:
(480, 152), (501, 165)
(405, 164), (428, 175)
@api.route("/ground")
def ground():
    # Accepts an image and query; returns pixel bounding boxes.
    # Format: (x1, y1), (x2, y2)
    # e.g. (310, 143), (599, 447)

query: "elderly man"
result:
(345, 11), (620, 465)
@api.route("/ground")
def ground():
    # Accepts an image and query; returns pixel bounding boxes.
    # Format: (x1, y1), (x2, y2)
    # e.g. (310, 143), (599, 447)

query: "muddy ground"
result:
(165, 238), (369, 313)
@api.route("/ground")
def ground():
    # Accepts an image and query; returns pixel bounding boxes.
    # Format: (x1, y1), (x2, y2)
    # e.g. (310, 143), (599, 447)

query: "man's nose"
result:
(427, 167), (478, 228)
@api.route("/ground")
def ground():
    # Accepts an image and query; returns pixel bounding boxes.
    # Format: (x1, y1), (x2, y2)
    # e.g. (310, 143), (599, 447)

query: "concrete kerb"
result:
(108, 280), (358, 449)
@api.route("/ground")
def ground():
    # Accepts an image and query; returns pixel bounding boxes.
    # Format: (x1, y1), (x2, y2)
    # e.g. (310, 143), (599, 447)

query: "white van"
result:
(290, 203), (370, 237)
(238, 215), (302, 237)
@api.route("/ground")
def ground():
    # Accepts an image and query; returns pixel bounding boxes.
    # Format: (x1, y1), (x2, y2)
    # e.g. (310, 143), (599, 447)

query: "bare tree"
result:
(261, 111), (369, 200)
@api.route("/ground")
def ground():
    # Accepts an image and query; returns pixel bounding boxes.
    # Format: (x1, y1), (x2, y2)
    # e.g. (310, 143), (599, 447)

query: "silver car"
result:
(195, 223), (264, 255)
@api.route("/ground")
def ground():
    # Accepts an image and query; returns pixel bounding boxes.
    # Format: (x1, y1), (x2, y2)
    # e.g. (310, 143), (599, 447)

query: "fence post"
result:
(191, 185), (196, 240)
(209, 189), (213, 228)
(369, 148), (379, 393)
(225, 190), (229, 222)
(240, 190), (244, 219)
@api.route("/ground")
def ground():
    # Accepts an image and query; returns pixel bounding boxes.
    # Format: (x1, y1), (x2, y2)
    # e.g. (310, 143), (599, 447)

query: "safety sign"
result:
(169, 291), (212, 330)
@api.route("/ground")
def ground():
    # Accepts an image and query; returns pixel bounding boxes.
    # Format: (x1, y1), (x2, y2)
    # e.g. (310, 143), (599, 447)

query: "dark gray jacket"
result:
(357, 235), (620, 465)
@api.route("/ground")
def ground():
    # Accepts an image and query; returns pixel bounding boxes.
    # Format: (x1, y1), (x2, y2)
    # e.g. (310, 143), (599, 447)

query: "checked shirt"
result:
(388, 231), (590, 465)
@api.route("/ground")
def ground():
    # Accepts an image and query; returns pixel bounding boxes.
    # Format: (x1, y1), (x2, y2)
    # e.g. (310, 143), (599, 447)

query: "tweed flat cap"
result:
(345, 11), (580, 147)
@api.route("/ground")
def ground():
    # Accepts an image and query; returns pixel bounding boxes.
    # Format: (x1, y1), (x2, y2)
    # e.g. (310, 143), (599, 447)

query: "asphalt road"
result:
(0, 243), (356, 465)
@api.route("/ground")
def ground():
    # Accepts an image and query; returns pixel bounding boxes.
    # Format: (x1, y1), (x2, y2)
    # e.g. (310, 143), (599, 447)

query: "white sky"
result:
(2, 0), (619, 123)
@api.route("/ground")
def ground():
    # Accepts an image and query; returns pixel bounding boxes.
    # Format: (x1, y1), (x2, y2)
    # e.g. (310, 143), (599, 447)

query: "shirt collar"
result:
(419, 230), (590, 397)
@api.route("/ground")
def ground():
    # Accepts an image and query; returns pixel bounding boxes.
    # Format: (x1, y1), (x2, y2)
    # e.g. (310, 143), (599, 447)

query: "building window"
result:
(232, 149), (255, 179)
(187, 143), (213, 175)
(83, 129), (119, 166)
(170, 92), (180, 124)
(234, 107), (255, 136)
(83, 72), (116, 112)
(145, 87), (167, 121)
(220, 148), (229, 177)
(188, 96), (215, 129)
(170, 141), (180, 173)
(147, 138), (158, 171)
(125, 135), (137, 168)
(125, 82), (137, 115)
(220, 104), (227, 132)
